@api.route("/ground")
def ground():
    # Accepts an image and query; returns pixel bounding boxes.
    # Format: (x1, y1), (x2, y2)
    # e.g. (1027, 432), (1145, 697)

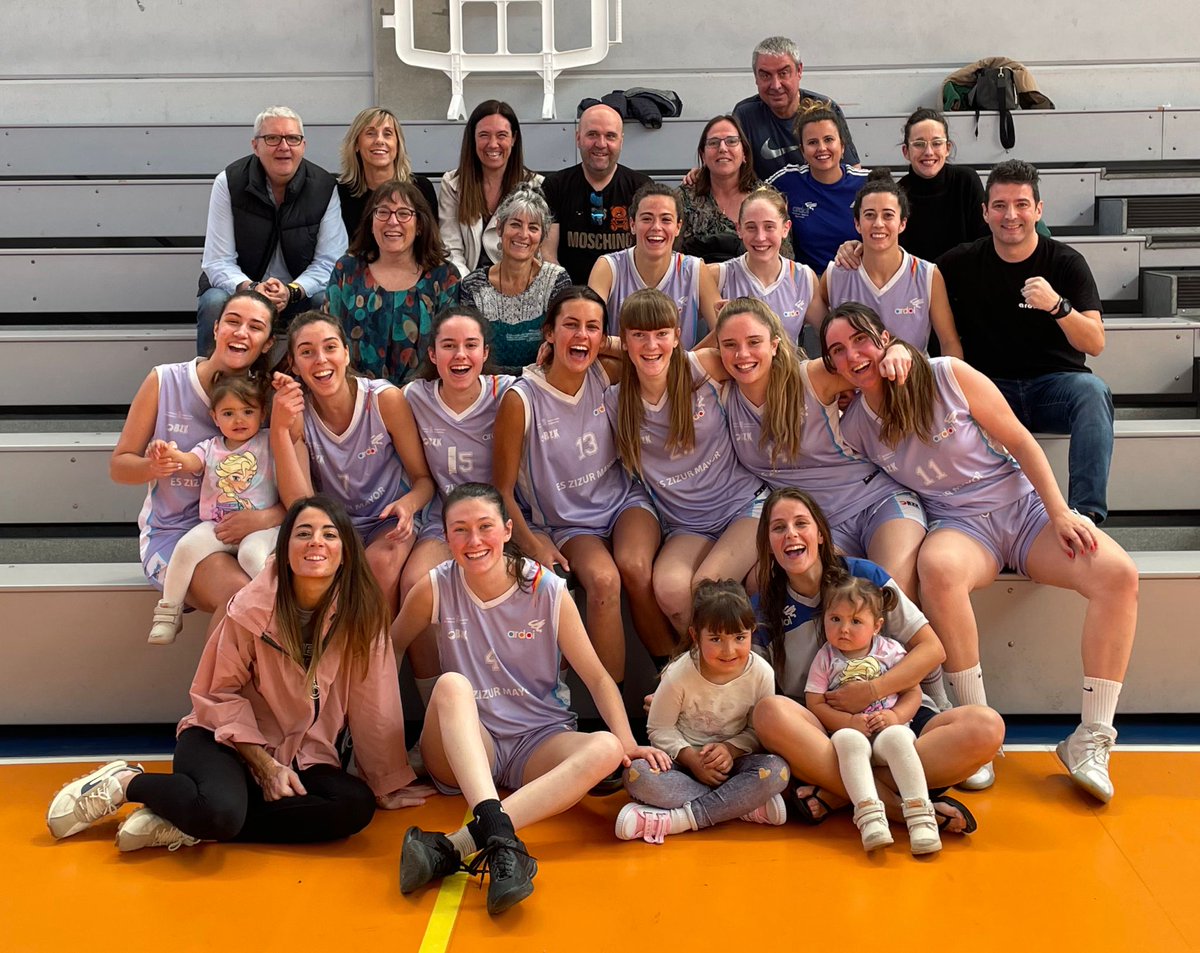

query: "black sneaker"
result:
(467, 835), (538, 915)
(399, 826), (463, 895)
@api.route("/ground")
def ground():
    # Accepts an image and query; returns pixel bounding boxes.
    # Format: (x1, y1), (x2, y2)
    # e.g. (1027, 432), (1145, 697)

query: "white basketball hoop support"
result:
(382, 0), (622, 120)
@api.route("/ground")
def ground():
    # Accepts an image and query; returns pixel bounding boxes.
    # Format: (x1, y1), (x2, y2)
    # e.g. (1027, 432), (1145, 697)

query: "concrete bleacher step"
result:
(1093, 315), (1199, 399)
(0, 179), (210, 240)
(0, 325), (193, 407)
(0, 247), (201, 314)
(2, 551), (1196, 723)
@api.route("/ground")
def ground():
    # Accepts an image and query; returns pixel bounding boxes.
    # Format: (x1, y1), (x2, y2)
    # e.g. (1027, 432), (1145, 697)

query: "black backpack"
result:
(968, 67), (1018, 149)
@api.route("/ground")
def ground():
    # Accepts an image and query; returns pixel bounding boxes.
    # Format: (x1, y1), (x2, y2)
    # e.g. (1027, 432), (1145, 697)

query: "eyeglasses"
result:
(590, 191), (606, 226)
(704, 135), (742, 150)
(255, 134), (305, 147)
(373, 207), (416, 223)
(907, 138), (949, 152)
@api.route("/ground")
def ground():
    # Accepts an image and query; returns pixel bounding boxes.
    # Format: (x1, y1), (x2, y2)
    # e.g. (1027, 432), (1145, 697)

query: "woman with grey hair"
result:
(459, 183), (571, 372)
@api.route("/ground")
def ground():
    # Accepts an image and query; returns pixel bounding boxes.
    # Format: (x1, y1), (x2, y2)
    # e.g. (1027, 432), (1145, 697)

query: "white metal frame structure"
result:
(382, 0), (622, 120)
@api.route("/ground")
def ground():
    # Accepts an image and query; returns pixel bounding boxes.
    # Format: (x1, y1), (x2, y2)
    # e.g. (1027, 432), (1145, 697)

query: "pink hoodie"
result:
(178, 565), (416, 797)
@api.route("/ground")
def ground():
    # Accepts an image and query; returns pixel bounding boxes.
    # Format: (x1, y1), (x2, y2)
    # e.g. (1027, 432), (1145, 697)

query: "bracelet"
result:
(287, 282), (304, 306)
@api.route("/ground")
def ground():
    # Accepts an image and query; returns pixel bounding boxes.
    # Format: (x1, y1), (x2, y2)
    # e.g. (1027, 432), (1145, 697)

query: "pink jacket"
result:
(178, 565), (415, 797)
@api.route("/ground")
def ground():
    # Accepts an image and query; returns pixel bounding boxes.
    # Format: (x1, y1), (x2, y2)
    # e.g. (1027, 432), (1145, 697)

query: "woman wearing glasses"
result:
(680, 115), (794, 264)
(336, 107), (440, 242)
(459, 183), (571, 373)
(326, 180), (461, 386)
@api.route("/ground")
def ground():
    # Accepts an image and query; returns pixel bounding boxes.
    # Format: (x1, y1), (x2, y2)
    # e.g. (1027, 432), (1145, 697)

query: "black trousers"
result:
(125, 727), (376, 843)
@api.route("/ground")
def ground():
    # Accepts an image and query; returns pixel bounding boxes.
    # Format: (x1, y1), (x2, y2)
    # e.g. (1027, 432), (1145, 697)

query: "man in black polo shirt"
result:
(939, 159), (1112, 523)
(542, 104), (651, 284)
(197, 106), (346, 353)
(733, 35), (859, 181)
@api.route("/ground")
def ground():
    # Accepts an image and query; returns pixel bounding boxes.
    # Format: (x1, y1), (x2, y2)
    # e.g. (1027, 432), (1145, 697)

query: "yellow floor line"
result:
(417, 812), (473, 953)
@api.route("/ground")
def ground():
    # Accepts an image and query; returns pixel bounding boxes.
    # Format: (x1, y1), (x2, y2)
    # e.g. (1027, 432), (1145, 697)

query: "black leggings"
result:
(125, 727), (376, 843)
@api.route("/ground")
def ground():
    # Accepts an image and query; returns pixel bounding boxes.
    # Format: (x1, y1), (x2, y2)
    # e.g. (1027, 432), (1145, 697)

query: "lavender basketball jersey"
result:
(138, 360), (219, 557)
(603, 248), (705, 349)
(607, 353), (763, 536)
(718, 255), (817, 343)
(303, 378), (411, 533)
(431, 558), (574, 738)
(726, 362), (897, 527)
(826, 251), (936, 352)
(513, 364), (632, 533)
(404, 374), (515, 530)
(838, 357), (1033, 518)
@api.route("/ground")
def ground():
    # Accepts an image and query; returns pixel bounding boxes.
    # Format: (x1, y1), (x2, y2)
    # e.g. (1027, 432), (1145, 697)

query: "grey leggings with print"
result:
(623, 753), (789, 828)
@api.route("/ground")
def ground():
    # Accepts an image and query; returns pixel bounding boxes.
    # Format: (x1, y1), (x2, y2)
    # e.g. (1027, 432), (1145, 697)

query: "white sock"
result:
(831, 728), (878, 806)
(921, 667), (954, 711)
(1081, 677), (1122, 729)
(447, 826), (477, 860)
(872, 725), (927, 801)
(415, 676), (438, 709)
(670, 804), (698, 833)
(945, 664), (988, 709)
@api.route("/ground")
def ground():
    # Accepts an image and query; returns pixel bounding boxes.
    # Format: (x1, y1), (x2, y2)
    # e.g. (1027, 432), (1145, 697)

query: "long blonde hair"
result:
(716, 297), (806, 463)
(819, 302), (935, 447)
(615, 289), (697, 476)
(338, 107), (414, 197)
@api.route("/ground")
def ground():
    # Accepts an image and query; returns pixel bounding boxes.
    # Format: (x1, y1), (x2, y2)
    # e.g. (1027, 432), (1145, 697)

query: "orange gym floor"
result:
(4, 748), (1198, 952)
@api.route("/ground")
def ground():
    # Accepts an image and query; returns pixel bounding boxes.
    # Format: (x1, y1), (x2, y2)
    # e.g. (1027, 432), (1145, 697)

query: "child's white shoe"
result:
(852, 798), (893, 852)
(902, 797), (943, 855)
(740, 793), (787, 826)
(148, 601), (183, 645)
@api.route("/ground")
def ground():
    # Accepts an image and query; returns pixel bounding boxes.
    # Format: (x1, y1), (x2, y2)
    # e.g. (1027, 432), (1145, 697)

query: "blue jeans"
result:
(993, 372), (1113, 521)
(623, 753), (788, 828)
(196, 286), (327, 356)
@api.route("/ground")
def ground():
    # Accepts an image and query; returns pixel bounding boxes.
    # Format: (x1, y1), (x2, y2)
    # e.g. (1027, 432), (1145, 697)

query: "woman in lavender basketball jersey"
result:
(492, 286), (674, 682)
(271, 312), (434, 618)
(112, 290), (283, 616)
(821, 303), (1138, 801)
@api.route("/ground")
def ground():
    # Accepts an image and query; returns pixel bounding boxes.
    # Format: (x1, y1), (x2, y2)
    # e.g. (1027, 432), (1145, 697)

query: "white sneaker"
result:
(902, 797), (943, 856)
(615, 803), (682, 844)
(852, 798), (893, 852)
(740, 793), (787, 826)
(1056, 722), (1116, 803)
(957, 761), (996, 791)
(148, 600), (183, 645)
(116, 808), (200, 852)
(47, 760), (142, 839)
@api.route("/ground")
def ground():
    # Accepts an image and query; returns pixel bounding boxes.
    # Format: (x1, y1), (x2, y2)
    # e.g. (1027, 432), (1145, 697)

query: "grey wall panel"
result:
(0, 181), (212, 239)
(1092, 321), (1199, 396)
(0, 434), (142, 523)
(1061, 236), (1144, 303)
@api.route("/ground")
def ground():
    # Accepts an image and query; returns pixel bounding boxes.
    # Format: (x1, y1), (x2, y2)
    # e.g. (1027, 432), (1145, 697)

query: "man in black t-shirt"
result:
(542, 104), (651, 284)
(939, 159), (1113, 522)
(733, 35), (859, 180)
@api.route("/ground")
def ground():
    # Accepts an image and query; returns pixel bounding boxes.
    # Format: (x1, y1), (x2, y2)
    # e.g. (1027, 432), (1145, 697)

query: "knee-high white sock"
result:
(921, 667), (953, 711)
(1081, 677), (1122, 730)
(945, 664), (988, 709)
(872, 724), (928, 802)
(831, 728), (878, 806)
(416, 676), (438, 709)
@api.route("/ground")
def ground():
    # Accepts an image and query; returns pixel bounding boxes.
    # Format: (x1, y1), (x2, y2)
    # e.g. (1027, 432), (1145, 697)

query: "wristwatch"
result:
(1049, 297), (1071, 319)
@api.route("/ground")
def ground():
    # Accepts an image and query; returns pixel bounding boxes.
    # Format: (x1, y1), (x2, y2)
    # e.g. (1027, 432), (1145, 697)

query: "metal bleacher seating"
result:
(2, 110), (1200, 724)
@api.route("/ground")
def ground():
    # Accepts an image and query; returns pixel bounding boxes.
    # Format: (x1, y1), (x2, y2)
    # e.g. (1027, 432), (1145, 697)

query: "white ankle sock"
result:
(447, 826), (477, 860)
(945, 664), (988, 708)
(921, 668), (953, 711)
(670, 804), (697, 832)
(1081, 677), (1122, 729)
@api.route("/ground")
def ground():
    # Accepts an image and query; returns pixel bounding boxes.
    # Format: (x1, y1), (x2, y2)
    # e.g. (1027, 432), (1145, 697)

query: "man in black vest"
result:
(196, 106), (346, 353)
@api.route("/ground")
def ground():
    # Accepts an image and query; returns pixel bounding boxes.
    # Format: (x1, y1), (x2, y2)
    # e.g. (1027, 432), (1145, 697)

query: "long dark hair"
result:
(755, 487), (842, 685)
(272, 495), (388, 678)
(456, 100), (531, 226)
(443, 482), (533, 591)
(210, 290), (277, 378)
(693, 114), (758, 198)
